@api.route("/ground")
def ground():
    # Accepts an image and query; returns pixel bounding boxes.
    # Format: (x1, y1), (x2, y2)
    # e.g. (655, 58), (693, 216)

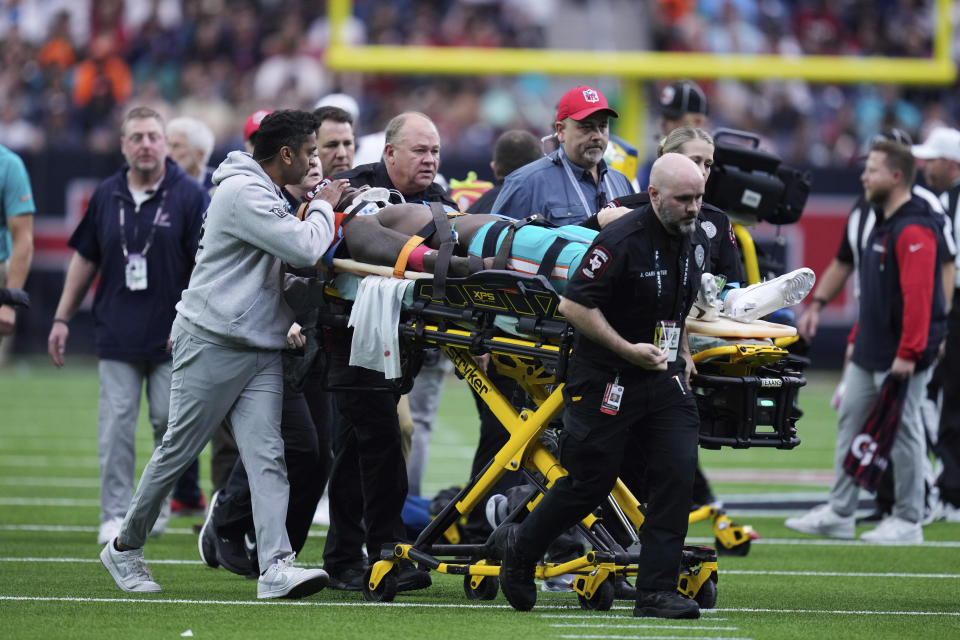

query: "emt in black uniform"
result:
(499, 154), (709, 619)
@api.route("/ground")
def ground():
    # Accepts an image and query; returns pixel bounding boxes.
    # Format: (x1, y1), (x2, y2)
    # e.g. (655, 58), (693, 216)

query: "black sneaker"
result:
(198, 516), (219, 569)
(634, 590), (700, 619)
(498, 524), (537, 611)
(614, 575), (637, 600)
(395, 559), (432, 592)
(325, 565), (366, 591)
(215, 530), (258, 579)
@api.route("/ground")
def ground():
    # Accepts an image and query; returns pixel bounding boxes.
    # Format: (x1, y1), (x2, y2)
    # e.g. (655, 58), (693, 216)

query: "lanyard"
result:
(559, 148), (614, 215)
(654, 239), (691, 320)
(117, 190), (166, 259)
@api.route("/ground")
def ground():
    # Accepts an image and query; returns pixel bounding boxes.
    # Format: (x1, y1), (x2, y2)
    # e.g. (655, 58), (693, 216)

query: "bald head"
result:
(648, 153), (705, 235)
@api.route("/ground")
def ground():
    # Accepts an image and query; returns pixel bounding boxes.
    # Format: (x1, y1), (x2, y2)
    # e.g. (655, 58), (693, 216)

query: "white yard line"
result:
(0, 524), (326, 538)
(1, 556), (955, 580)
(0, 497), (100, 506)
(0, 455), (100, 467)
(685, 536), (960, 548)
(551, 622), (740, 630)
(541, 614), (727, 621)
(0, 477), (99, 488)
(723, 569), (960, 579)
(714, 607), (960, 616)
(1, 596), (956, 617)
(556, 636), (751, 640)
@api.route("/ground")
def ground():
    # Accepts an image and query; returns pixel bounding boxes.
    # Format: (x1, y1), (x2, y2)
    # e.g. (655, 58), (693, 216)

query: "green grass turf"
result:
(2, 359), (959, 639)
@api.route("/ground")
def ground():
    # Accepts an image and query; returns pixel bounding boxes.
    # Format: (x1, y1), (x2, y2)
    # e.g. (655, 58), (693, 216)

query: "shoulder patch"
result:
(580, 246), (612, 280)
(271, 204), (289, 219)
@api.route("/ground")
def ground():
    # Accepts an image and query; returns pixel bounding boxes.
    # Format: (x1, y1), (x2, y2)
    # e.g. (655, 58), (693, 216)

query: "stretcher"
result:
(316, 260), (806, 606)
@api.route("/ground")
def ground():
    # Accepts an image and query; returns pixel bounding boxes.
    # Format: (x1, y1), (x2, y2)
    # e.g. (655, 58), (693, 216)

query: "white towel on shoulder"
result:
(348, 275), (412, 378)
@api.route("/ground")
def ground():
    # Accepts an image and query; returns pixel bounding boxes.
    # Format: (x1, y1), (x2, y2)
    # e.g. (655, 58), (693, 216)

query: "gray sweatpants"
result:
(405, 354), (452, 497)
(828, 362), (930, 523)
(97, 359), (171, 524)
(118, 322), (292, 573)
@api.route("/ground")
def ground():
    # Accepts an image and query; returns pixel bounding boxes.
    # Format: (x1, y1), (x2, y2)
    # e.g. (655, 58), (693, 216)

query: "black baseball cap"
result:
(659, 80), (708, 120)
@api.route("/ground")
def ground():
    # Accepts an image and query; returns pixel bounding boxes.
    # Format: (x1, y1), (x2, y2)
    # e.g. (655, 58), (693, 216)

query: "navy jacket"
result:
(69, 158), (208, 361)
(852, 195), (948, 372)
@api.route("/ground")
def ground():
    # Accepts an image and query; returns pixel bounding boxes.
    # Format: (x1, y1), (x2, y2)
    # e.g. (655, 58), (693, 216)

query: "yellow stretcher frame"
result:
(321, 267), (800, 604)
(360, 325), (718, 607)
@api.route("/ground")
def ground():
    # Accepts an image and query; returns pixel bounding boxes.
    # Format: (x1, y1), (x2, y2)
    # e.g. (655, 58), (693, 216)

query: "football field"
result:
(1, 358), (958, 639)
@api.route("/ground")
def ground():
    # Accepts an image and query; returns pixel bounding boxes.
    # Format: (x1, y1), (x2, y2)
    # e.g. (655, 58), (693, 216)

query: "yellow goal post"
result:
(324, 0), (954, 156)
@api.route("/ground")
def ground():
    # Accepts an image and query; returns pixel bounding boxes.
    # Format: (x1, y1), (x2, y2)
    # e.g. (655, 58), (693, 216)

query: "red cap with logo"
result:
(244, 109), (273, 140)
(556, 86), (619, 122)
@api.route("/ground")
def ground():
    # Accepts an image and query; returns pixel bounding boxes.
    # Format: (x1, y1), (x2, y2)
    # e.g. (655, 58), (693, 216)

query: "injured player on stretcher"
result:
(321, 186), (815, 323)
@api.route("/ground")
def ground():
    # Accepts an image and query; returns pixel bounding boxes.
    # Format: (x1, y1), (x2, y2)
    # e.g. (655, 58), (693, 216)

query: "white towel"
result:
(348, 275), (412, 378)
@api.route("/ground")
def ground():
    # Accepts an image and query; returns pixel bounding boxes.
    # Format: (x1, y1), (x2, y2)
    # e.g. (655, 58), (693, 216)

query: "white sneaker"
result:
(100, 541), (161, 592)
(541, 573), (575, 592)
(312, 493), (329, 526)
(723, 267), (816, 323)
(784, 504), (855, 539)
(257, 554), (329, 599)
(691, 273), (723, 321)
(149, 498), (171, 539)
(922, 485), (944, 526)
(97, 517), (123, 546)
(943, 502), (960, 522)
(485, 493), (509, 529)
(861, 515), (923, 543)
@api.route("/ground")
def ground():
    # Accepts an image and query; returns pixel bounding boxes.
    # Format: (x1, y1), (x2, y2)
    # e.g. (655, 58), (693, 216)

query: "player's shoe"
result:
(723, 268), (815, 323)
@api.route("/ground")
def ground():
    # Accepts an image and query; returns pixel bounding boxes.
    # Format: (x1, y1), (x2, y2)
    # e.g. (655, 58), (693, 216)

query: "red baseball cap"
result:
(556, 86), (619, 122)
(244, 109), (273, 140)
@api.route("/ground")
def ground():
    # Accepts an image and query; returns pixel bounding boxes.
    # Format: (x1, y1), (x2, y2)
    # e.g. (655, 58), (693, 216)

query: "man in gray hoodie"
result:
(101, 110), (348, 600)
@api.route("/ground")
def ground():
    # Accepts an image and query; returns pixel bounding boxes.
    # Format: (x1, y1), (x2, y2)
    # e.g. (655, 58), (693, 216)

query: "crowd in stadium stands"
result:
(0, 0), (954, 168)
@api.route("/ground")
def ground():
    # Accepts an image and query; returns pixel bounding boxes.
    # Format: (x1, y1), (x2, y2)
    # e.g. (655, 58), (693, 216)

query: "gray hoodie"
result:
(175, 151), (334, 349)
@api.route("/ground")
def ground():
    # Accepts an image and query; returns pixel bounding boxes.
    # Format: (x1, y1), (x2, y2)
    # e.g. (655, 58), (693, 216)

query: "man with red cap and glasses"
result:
(492, 86), (634, 224)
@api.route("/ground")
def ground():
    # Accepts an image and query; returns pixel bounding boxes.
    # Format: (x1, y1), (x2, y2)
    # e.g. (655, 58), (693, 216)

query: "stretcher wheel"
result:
(694, 579), (718, 610)
(715, 537), (751, 556)
(362, 567), (398, 602)
(577, 578), (614, 611)
(463, 575), (499, 600)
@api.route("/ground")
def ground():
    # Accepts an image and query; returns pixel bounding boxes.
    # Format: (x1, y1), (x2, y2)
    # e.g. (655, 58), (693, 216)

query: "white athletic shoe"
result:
(690, 273), (723, 321)
(784, 504), (855, 539)
(312, 493), (330, 526)
(860, 515), (923, 543)
(148, 498), (171, 539)
(257, 554), (329, 599)
(100, 541), (161, 592)
(722, 267), (816, 323)
(97, 517), (123, 546)
(943, 502), (960, 522)
(485, 493), (509, 529)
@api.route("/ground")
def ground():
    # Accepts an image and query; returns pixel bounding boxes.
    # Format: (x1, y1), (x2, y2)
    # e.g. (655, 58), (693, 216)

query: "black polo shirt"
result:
(563, 204), (709, 374)
(333, 161), (457, 208)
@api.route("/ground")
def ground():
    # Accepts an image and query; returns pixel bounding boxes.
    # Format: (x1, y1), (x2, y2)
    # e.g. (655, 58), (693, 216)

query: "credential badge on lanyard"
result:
(120, 192), (165, 291)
